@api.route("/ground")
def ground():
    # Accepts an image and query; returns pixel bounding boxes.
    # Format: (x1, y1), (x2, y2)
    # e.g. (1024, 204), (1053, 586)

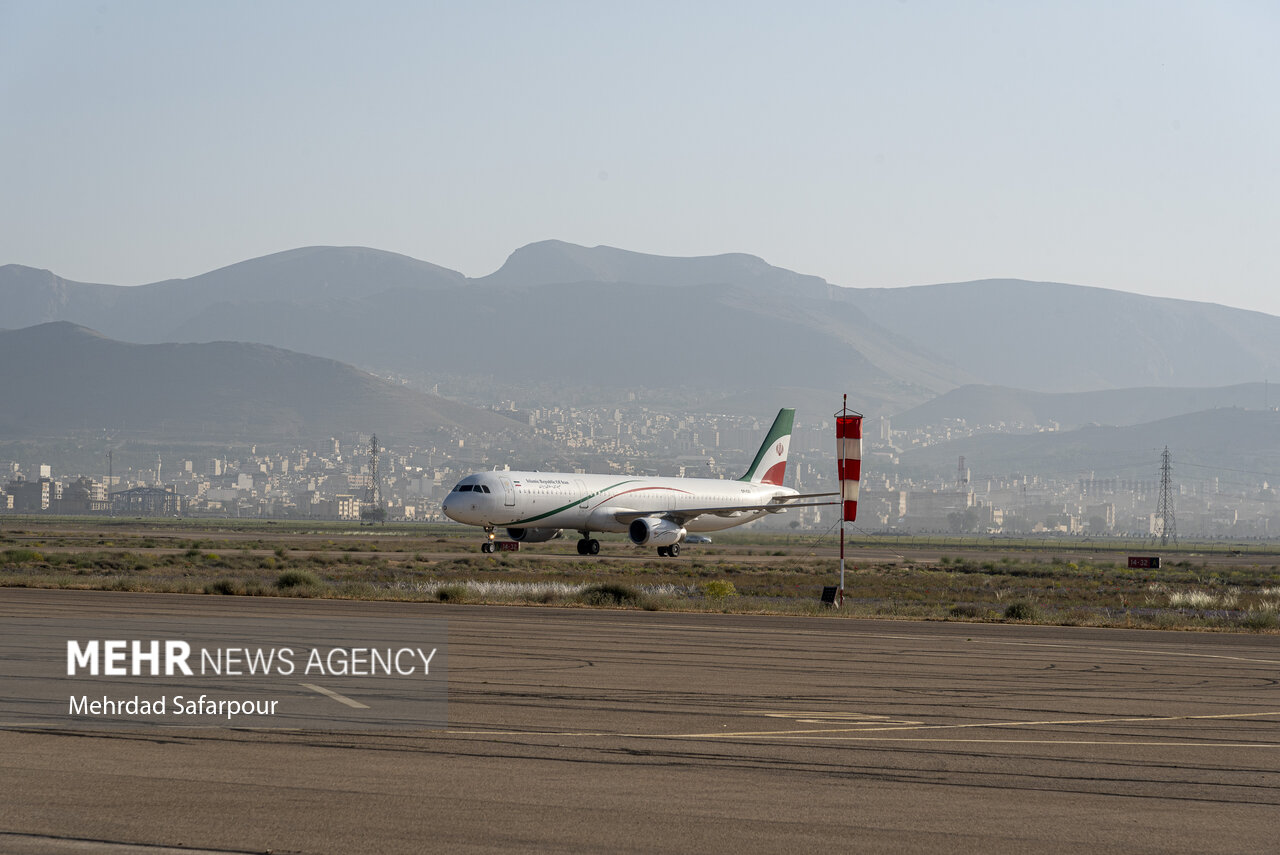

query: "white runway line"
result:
(442, 709), (1280, 745)
(300, 683), (370, 709)
(675, 709), (1280, 739)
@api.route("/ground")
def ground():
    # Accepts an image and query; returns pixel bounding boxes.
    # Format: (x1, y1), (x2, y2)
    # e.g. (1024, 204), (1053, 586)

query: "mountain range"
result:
(0, 322), (524, 442)
(2, 241), (1278, 482)
(6, 241), (1278, 418)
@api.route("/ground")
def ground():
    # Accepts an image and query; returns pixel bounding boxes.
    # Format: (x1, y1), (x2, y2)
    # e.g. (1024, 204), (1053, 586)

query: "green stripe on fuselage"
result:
(506, 479), (640, 526)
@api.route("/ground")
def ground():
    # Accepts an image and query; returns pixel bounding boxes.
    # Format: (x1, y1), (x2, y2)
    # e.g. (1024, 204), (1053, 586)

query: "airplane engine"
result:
(505, 527), (562, 542)
(628, 517), (686, 547)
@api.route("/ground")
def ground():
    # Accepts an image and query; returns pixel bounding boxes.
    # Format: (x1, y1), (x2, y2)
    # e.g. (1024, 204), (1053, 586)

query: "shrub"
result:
(1003, 601), (1042, 621)
(206, 578), (242, 595)
(436, 584), (469, 603)
(702, 580), (737, 600)
(577, 582), (643, 607)
(276, 569), (323, 590)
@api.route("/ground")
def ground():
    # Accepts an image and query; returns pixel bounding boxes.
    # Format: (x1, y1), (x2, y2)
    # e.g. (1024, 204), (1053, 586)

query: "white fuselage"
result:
(442, 470), (797, 534)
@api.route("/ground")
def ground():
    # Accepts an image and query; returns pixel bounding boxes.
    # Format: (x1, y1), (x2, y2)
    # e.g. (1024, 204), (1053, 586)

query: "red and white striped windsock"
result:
(836, 410), (863, 522)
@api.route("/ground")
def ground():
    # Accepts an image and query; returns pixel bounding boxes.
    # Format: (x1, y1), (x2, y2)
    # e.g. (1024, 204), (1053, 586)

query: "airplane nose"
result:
(442, 491), (486, 524)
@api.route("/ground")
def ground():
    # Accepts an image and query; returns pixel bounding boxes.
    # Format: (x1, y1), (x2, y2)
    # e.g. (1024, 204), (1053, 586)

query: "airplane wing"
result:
(611, 493), (837, 526)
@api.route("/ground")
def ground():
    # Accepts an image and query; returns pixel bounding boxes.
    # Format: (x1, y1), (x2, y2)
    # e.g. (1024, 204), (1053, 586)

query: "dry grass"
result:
(2, 519), (1279, 631)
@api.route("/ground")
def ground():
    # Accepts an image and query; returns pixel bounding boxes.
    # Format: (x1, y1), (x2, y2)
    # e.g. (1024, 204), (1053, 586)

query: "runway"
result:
(2, 589), (1278, 853)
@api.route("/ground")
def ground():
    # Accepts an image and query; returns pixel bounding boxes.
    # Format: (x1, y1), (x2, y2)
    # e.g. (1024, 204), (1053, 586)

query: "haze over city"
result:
(2, 1), (1277, 315)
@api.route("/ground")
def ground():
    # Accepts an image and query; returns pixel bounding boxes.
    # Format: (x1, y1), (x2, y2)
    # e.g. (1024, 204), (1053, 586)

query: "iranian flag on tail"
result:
(836, 408), (862, 522)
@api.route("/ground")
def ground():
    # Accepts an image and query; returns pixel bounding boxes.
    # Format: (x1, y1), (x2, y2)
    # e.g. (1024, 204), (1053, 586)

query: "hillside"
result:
(897, 406), (1280, 483)
(893, 383), (1277, 431)
(4, 243), (1279, 413)
(474, 240), (831, 293)
(0, 247), (465, 358)
(0, 323), (524, 441)
(845, 280), (1280, 392)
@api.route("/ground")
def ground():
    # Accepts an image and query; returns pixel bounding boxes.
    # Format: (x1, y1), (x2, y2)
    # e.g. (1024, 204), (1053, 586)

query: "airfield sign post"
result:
(835, 395), (863, 608)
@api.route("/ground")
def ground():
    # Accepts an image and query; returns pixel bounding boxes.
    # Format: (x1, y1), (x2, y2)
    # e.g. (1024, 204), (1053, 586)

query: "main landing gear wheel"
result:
(657, 543), (681, 558)
(576, 538), (600, 555)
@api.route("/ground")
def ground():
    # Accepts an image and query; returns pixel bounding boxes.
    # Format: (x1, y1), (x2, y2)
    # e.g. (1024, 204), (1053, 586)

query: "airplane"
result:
(442, 408), (834, 556)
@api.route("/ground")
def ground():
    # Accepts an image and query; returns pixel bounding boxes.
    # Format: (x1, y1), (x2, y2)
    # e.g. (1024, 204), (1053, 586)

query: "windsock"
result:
(836, 411), (862, 522)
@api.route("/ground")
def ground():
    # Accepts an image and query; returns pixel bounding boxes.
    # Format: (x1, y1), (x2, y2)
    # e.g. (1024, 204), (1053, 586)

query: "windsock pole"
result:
(840, 509), (845, 605)
(835, 394), (864, 608)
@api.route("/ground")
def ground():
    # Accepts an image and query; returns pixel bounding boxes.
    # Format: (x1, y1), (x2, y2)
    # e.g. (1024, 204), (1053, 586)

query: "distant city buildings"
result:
(1, 407), (1276, 538)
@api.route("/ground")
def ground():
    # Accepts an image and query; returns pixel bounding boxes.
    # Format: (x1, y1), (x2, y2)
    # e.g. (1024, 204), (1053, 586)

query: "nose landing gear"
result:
(480, 526), (496, 553)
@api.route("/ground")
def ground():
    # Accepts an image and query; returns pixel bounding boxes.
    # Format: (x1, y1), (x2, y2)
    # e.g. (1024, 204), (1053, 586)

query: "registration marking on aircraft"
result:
(300, 683), (370, 709)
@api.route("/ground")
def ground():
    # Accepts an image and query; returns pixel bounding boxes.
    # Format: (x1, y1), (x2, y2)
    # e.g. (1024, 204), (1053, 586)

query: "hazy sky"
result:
(2, 1), (1277, 315)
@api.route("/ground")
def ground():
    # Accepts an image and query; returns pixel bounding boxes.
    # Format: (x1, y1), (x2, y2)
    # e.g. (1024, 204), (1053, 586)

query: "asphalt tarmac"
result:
(2, 588), (1278, 854)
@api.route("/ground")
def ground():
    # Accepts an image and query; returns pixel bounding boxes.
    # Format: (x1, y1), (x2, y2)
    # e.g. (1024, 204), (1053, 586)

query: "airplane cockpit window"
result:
(479, 485), (491, 493)
(456, 484), (474, 492)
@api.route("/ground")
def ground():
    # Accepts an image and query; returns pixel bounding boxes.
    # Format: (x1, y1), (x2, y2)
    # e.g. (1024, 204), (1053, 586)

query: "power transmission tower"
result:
(1156, 446), (1177, 546)
(361, 434), (387, 524)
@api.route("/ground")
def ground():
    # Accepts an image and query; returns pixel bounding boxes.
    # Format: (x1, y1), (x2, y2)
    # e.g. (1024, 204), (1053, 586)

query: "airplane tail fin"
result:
(738, 408), (795, 486)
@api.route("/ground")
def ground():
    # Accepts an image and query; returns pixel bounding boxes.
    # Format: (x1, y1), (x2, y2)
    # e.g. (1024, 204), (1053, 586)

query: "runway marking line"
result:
(299, 683), (369, 709)
(444, 709), (1280, 745)
(676, 709), (1280, 739)
(708, 738), (1280, 748)
(746, 710), (924, 725)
